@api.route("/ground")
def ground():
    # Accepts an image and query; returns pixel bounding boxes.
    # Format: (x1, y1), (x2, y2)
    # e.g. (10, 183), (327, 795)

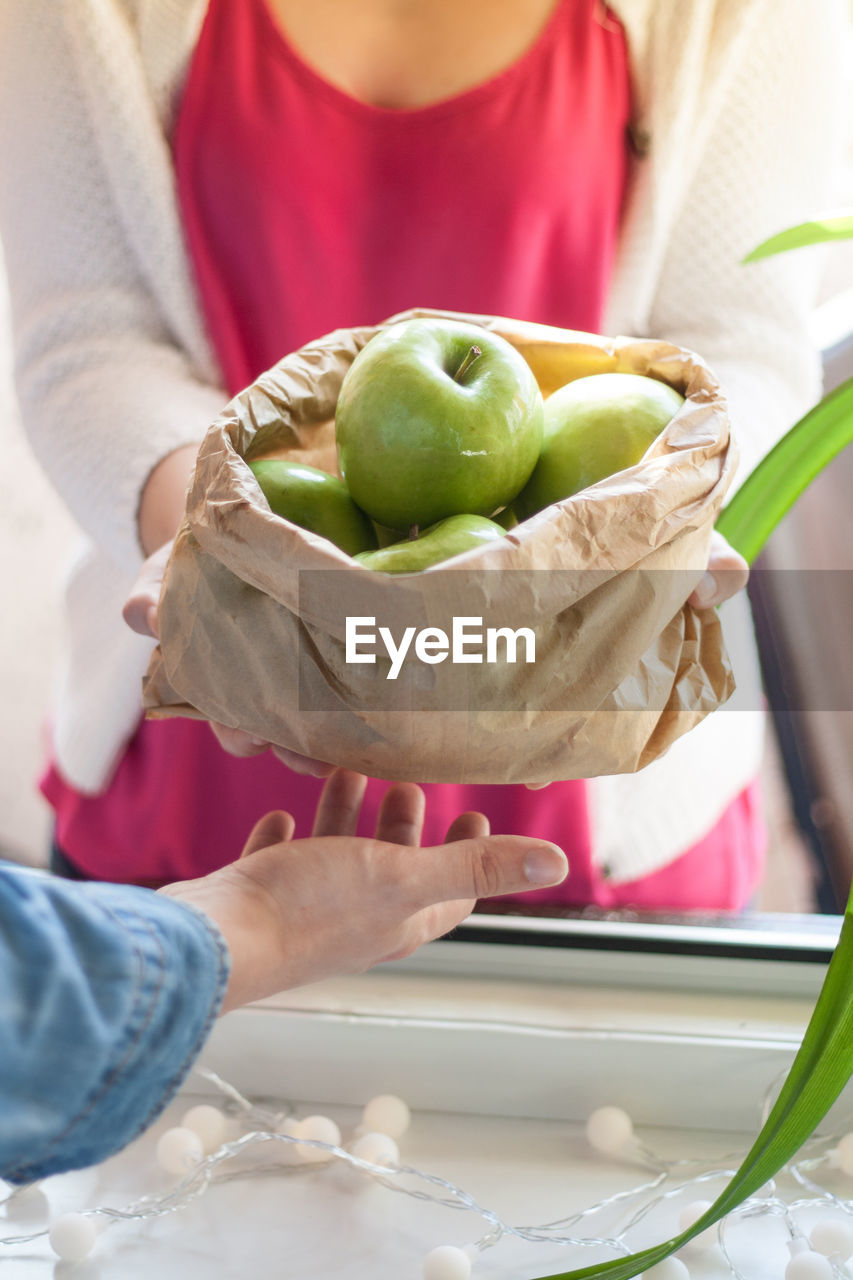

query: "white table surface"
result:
(3, 950), (851, 1279)
(5, 1097), (843, 1280)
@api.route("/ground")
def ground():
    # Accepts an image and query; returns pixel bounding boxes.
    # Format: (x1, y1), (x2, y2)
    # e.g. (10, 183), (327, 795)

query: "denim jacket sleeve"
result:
(0, 864), (230, 1183)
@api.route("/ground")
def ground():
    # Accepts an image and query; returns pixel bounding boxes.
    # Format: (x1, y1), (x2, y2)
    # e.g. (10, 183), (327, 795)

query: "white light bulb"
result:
(7, 1179), (41, 1201)
(293, 1115), (341, 1164)
(349, 1131), (400, 1167)
(180, 1104), (227, 1154)
(643, 1258), (689, 1280)
(810, 1220), (853, 1260)
(423, 1244), (472, 1280)
(785, 1249), (834, 1280)
(274, 1115), (304, 1164)
(677, 1199), (717, 1251)
(156, 1126), (204, 1175)
(836, 1133), (853, 1176)
(362, 1094), (411, 1140)
(48, 1212), (97, 1262)
(585, 1106), (634, 1156)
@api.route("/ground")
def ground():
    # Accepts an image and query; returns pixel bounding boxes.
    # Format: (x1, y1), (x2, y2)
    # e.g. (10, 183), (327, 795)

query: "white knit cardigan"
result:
(0, 0), (848, 881)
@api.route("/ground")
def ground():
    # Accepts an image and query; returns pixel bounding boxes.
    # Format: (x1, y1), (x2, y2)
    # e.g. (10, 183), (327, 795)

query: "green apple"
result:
(335, 318), (544, 533)
(372, 520), (403, 548)
(494, 505), (519, 530)
(515, 372), (684, 519)
(353, 514), (506, 573)
(248, 458), (377, 556)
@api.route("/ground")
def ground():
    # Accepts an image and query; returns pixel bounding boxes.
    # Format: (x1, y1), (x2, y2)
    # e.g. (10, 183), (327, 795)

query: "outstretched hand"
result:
(160, 769), (568, 1012)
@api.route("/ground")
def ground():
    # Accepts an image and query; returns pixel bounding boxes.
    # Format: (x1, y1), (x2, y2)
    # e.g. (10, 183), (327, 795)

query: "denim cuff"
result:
(0, 873), (230, 1182)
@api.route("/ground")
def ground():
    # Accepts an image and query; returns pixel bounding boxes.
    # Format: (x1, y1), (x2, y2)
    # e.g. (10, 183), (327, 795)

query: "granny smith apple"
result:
(248, 458), (377, 556)
(515, 372), (684, 519)
(494, 505), (519, 530)
(354, 514), (506, 573)
(335, 318), (544, 533)
(372, 521), (403, 548)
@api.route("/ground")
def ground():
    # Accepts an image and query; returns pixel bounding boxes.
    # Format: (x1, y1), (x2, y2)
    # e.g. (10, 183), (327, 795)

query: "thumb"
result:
(411, 835), (568, 908)
(240, 809), (296, 859)
(123, 540), (173, 638)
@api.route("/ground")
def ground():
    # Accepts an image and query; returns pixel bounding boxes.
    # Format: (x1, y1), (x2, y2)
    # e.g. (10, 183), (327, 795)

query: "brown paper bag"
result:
(142, 309), (737, 784)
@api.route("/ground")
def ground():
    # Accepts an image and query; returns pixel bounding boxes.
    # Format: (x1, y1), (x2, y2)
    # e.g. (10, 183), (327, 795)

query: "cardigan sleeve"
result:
(0, 866), (229, 1183)
(0, 1), (226, 573)
(643, 0), (850, 489)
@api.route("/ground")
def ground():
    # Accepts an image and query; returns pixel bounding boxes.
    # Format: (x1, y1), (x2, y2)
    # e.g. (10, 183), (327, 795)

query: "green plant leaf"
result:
(714, 375), (853, 565)
(743, 212), (853, 263)
(526, 227), (853, 1280)
(528, 881), (853, 1280)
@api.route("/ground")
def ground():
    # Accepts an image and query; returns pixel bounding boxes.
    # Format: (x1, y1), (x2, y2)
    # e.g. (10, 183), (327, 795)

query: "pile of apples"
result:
(248, 317), (684, 572)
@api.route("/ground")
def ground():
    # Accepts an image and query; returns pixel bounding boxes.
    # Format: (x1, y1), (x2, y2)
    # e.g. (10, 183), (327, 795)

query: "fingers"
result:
(122, 540), (173, 638)
(311, 769), (368, 837)
(211, 722), (270, 758)
(271, 746), (337, 777)
(406, 835), (568, 909)
(210, 724), (335, 775)
(240, 809), (296, 859)
(688, 531), (750, 609)
(443, 810), (489, 843)
(374, 782), (426, 847)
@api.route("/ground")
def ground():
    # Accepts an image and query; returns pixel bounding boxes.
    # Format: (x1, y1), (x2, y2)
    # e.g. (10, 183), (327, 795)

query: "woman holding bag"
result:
(0, 0), (846, 907)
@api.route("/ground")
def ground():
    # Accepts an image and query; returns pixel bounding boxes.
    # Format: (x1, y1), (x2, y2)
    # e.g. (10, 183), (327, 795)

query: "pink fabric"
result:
(42, 0), (766, 909)
(174, 0), (632, 387)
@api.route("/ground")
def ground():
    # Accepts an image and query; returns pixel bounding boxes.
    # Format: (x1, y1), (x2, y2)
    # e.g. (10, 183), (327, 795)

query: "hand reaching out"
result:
(160, 769), (569, 1012)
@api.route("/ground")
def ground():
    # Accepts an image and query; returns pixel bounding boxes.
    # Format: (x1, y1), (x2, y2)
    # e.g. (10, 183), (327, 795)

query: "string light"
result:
(809, 1218), (853, 1260)
(155, 1126), (204, 1175)
(585, 1105), (635, 1158)
(677, 1199), (718, 1252)
(2, 1070), (853, 1273)
(181, 1103), (228, 1154)
(362, 1094), (411, 1140)
(47, 1212), (97, 1263)
(291, 1115), (342, 1163)
(422, 1243), (473, 1280)
(785, 1238), (835, 1280)
(348, 1131), (400, 1166)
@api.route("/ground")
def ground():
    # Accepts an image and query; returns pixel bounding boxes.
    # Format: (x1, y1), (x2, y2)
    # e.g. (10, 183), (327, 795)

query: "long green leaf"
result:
(715, 375), (853, 565)
(530, 883), (853, 1280)
(743, 213), (853, 263)
(529, 227), (853, 1279)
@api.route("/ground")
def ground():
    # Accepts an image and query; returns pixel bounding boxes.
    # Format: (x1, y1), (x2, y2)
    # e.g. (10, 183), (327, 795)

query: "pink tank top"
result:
(42, 0), (765, 908)
(176, 0), (630, 387)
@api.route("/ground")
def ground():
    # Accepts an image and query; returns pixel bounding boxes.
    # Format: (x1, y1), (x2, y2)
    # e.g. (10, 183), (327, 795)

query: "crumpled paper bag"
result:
(142, 309), (737, 784)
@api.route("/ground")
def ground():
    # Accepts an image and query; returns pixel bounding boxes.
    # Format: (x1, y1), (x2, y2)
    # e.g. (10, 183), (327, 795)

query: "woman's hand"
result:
(160, 769), (568, 1012)
(123, 541), (336, 777)
(125, 527), (749, 789)
(686, 530), (749, 609)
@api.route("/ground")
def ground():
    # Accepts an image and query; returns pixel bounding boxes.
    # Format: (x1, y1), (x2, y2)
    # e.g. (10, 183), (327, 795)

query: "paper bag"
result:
(142, 309), (737, 784)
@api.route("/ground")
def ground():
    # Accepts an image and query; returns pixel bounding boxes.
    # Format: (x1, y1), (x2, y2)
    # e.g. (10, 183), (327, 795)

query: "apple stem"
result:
(453, 344), (482, 383)
(408, 524), (419, 541)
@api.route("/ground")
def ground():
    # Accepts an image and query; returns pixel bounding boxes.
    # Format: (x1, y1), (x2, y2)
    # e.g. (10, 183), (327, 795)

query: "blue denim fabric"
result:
(0, 863), (230, 1183)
